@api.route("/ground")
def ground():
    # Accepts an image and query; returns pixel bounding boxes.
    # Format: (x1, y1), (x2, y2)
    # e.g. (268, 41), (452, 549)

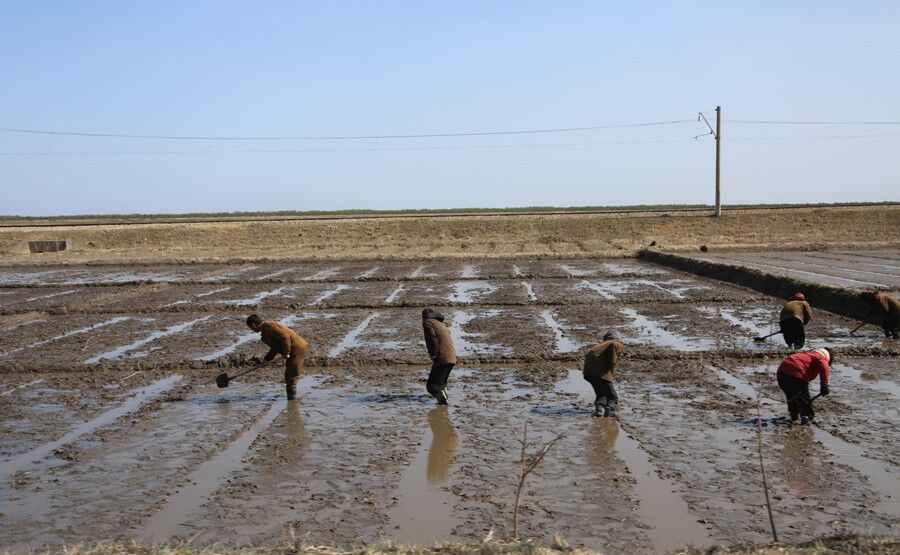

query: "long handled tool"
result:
(754, 330), (782, 342)
(215, 359), (273, 388)
(850, 310), (875, 336)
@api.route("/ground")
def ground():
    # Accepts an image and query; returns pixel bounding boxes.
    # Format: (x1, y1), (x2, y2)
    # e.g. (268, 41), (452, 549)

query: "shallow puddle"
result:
(554, 371), (712, 551)
(387, 406), (460, 544)
(137, 393), (293, 542)
(446, 281), (498, 303)
(539, 310), (584, 353)
(0, 375), (182, 481)
(448, 310), (513, 356)
(619, 308), (714, 351)
(309, 284), (351, 305)
(85, 317), (210, 363)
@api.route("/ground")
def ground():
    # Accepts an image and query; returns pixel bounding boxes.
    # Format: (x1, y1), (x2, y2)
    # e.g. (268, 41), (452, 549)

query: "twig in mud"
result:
(81, 336), (93, 352)
(755, 388), (779, 543)
(511, 423), (563, 540)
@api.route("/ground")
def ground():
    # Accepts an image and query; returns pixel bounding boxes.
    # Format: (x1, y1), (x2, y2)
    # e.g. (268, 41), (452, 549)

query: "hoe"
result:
(215, 359), (274, 388)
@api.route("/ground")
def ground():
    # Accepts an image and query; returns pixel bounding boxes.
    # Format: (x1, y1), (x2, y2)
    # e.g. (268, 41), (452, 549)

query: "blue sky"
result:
(1, 1), (898, 216)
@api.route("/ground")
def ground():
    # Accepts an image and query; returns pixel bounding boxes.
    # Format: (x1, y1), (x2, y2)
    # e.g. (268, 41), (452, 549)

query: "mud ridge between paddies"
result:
(1, 204), (897, 264)
(10, 534), (898, 555)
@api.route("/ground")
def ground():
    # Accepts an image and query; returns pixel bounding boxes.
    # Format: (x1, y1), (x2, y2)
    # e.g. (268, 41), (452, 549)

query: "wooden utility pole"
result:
(715, 106), (722, 217)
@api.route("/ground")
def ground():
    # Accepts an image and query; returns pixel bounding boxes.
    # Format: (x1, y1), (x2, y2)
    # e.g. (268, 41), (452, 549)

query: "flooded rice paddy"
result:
(0, 257), (897, 552)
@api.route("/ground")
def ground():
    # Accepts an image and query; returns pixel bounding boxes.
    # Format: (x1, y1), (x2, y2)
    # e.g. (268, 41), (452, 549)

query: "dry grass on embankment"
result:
(12, 535), (896, 555)
(1, 205), (898, 265)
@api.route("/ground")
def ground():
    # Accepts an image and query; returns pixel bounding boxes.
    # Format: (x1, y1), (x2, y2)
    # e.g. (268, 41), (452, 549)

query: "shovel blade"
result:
(215, 373), (231, 388)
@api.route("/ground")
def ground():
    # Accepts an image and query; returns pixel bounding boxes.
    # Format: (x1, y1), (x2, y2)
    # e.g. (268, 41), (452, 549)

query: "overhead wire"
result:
(0, 119), (695, 141)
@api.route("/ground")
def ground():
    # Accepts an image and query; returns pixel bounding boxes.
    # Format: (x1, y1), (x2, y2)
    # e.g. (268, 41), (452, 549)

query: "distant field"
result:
(1, 201), (895, 227)
(0, 204), (897, 264)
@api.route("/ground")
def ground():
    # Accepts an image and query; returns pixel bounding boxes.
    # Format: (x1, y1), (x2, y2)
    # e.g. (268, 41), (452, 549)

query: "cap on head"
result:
(246, 314), (263, 327)
(792, 292), (806, 301)
(603, 329), (622, 342)
(824, 347), (836, 364)
(422, 308), (445, 322)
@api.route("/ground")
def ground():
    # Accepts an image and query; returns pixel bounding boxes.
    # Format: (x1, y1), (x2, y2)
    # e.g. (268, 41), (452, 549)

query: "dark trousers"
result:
(781, 318), (806, 348)
(777, 372), (813, 421)
(585, 376), (618, 411)
(426, 362), (454, 399)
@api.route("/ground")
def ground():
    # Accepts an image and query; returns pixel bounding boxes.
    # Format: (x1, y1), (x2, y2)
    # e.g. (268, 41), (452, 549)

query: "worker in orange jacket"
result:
(246, 314), (309, 400)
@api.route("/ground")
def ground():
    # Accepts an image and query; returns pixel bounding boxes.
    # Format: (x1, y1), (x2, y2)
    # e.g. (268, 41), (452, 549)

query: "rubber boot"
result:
(286, 382), (297, 401)
(800, 415), (813, 426)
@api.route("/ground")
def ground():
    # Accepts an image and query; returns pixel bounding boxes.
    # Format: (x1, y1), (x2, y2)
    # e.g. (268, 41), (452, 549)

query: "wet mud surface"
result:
(0, 256), (897, 551)
(694, 250), (900, 291)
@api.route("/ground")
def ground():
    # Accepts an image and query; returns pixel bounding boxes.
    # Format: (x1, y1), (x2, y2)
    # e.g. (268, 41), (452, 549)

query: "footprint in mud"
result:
(184, 393), (283, 404)
(732, 415), (793, 428)
(347, 393), (432, 405)
(531, 404), (595, 417)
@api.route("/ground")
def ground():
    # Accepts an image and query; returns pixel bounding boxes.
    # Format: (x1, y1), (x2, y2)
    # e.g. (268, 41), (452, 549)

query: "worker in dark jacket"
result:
(859, 291), (900, 339)
(422, 308), (457, 405)
(246, 314), (309, 400)
(776, 347), (834, 425)
(780, 292), (813, 348)
(583, 330), (625, 417)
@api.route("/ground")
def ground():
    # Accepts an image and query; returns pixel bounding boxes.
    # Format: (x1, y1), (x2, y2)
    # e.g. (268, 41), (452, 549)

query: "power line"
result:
(729, 120), (900, 125)
(0, 136), (700, 156)
(0, 119), (695, 141)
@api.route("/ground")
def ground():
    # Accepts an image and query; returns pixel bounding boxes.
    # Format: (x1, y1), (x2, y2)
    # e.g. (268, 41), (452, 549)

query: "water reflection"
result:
(426, 406), (458, 484)
(589, 416), (620, 464)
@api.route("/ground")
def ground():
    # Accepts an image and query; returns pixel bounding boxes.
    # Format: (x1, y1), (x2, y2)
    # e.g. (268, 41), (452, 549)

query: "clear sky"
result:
(1, 1), (898, 216)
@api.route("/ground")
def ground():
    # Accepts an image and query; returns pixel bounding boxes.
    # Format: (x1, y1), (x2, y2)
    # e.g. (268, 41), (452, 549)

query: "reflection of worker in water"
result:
(589, 417), (619, 464)
(780, 292), (812, 349)
(422, 308), (457, 405)
(859, 291), (900, 339)
(246, 314), (309, 400)
(583, 330), (625, 418)
(426, 406), (458, 484)
(776, 348), (834, 426)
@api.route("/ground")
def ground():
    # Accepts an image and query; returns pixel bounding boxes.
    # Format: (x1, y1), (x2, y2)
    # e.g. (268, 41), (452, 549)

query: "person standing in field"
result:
(422, 308), (457, 405)
(583, 330), (625, 417)
(780, 292), (813, 348)
(246, 314), (309, 400)
(776, 347), (834, 426)
(859, 291), (900, 339)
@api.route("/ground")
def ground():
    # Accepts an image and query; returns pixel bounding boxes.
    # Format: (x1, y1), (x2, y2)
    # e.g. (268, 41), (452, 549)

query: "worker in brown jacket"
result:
(859, 291), (900, 339)
(780, 292), (813, 348)
(583, 330), (625, 417)
(246, 314), (309, 400)
(422, 308), (457, 405)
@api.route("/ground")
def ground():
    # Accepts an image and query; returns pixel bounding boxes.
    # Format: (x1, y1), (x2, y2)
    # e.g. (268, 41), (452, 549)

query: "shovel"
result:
(215, 359), (273, 388)
(754, 330), (782, 342)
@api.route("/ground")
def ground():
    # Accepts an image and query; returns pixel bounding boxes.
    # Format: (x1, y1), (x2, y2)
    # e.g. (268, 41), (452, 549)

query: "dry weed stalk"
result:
(755, 389), (779, 543)
(511, 424), (563, 540)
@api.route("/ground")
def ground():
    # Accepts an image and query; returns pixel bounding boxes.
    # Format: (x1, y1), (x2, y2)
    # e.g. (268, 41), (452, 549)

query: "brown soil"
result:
(1, 205), (897, 264)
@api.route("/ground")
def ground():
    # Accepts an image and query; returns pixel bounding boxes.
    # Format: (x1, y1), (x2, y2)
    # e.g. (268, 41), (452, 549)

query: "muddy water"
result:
(387, 406), (460, 544)
(0, 375), (182, 481)
(555, 371), (713, 552)
(619, 307), (714, 351)
(138, 394), (291, 542)
(539, 310), (584, 353)
(728, 364), (900, 519)
(85, 317), (211, 363)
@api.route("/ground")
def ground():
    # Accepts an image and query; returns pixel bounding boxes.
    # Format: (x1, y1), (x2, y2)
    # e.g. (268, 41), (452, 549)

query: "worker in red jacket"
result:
(776, 347), (835, 426)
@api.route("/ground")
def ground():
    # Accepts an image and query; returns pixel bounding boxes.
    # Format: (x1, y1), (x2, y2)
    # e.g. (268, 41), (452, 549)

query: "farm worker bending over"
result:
(422, 308), (457, 405)
(859, 291), (900, 339)
(246, 314), (309, 400)
(776, 347), (834, 426)
(583, 330), (625, 418)
(780, 292), (813, 349)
